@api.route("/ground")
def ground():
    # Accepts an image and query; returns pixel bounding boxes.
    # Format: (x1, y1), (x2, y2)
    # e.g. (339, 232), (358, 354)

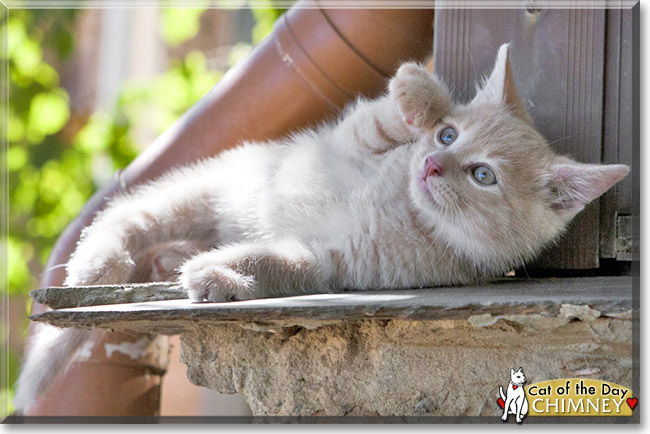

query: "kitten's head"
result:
(409, 44), (629, 273)
(510, 367), (526, 385)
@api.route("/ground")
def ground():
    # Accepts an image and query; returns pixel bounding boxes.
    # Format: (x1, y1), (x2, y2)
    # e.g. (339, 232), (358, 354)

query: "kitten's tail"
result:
(499, 386), (506, 402)
(13, 325), (91, 414)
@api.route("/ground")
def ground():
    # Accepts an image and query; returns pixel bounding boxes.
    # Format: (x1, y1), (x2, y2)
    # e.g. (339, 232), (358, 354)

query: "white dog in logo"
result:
(499, 367), (529, 423)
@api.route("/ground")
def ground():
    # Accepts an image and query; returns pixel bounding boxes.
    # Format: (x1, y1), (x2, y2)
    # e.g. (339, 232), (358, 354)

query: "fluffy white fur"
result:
(14, 44), (629, 413)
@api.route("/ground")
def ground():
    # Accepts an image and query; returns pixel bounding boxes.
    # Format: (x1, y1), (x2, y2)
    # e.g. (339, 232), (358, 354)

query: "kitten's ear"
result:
(472, 43), (532, 124)
(510, 368), (515, 375)
(547, 162), (630, 217)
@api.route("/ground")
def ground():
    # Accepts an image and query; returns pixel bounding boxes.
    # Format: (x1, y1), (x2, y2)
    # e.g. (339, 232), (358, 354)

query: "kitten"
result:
(500, 368), (528, 423)
(14, 44), (629, 412)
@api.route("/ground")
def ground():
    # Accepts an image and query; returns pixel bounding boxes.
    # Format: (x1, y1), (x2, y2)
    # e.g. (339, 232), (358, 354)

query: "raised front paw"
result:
(179, 253), (256, 302)
(389, 62), (451, 129)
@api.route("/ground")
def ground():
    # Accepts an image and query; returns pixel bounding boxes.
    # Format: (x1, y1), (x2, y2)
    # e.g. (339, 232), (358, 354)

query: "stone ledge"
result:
(29, 276), (636, 417)
(31, 282), (186, 310)
(31, 276), (633, 334)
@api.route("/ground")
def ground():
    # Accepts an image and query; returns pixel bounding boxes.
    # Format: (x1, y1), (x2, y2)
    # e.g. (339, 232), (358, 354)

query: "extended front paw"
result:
(179, 254), (256, 302)
(389, 62), (451, 129)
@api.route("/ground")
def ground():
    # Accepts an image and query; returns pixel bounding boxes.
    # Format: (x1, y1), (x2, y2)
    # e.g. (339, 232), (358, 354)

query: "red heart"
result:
(497, 398), (505, 409)
(513, 385), (518, 390)
(627, 398), (638, 410)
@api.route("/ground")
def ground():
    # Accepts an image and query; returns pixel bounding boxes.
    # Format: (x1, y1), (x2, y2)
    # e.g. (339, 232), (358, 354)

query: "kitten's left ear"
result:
(547, 162), (630, 218)
(472, 43), (532, 124)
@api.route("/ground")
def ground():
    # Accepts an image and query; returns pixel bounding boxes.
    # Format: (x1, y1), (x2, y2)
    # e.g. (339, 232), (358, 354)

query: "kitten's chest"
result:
(267, 150), (409, 237)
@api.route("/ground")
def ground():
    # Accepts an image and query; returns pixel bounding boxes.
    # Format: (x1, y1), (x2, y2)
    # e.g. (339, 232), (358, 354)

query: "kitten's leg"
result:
(65, 174), (218, 286)
(16, 207), (203, 413)
(334, 63), (451, 156)
(130, 240), (206, 283)
(180, 240), (327, 302)
(16, 193), (207, 413)
(17, 170), (218, 412)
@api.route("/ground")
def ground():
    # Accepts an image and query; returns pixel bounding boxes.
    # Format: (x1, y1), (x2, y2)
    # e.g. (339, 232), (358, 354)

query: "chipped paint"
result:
(104, 336), (151, 360)
(73, 340), (95, 361)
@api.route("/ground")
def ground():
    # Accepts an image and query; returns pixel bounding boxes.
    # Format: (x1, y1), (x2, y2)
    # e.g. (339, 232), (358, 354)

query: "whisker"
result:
(546, 135), (574, 148)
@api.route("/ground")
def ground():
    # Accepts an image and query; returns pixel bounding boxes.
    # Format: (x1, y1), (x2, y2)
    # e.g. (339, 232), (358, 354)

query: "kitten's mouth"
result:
(417, 173), (435, 202)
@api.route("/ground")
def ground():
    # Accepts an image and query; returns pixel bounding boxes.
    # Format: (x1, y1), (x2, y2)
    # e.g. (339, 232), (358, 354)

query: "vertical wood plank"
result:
(600, 8), (634, 258)
(433, 9), (605, 269)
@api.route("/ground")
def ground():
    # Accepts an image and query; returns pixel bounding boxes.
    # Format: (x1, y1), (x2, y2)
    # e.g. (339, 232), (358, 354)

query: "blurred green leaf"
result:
(7, 237), (33, 295)
(7, 146), (28, 172)
(6, 5), (285, 405)
(74, 113), (113, 152)
(12, 38), (42, 78)
(34, 63), (59, 87)
(251, 2), (287, 44)
(27, 90), (70, 138)
(6, 113), (25, 143)
(160, 9), (205, 46)
(1, 388), (15, 416)
(6, 18), (27, 56)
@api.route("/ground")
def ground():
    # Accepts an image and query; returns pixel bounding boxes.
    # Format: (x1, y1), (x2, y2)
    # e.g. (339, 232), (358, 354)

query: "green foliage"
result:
(160, 8), (205, 46)
(28, 90), (70, 138)
(114, 50), (222, 135)
(4, 5), (286, 409)
(5, 10), (86, 297)
(4, 9), (227, 298)
(251, 1), (288, 44)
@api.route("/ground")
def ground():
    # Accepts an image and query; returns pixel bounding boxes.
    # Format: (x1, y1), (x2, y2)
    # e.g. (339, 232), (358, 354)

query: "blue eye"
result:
(438, 126), (458, 145)
(472, 165), (497, 185)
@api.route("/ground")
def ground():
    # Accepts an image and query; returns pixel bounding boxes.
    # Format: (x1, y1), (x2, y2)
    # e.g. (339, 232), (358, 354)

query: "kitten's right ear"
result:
(547, 161), (630, 218)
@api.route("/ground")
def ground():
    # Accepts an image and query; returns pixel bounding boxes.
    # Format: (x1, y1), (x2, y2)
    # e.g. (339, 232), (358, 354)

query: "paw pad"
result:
(389, 63), (451, 130)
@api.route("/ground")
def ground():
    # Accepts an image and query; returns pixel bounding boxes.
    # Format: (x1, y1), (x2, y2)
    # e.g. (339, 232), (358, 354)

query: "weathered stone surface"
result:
(29, 276), (635, 417)
(179, 314), (633, 416)
(31, 276), (633, 332)
(31, 282), (186, 309)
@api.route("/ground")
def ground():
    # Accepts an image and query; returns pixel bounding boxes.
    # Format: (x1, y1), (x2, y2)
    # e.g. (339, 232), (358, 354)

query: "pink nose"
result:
(424, 156), (444, 178)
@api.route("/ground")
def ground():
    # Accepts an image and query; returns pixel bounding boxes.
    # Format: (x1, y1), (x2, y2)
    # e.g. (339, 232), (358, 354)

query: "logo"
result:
(498, 367), (529, 423)
(497, 372), (637, 420)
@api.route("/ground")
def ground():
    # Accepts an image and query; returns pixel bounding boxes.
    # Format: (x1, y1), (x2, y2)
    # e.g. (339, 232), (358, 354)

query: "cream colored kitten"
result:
(14, 44), (628, 412)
